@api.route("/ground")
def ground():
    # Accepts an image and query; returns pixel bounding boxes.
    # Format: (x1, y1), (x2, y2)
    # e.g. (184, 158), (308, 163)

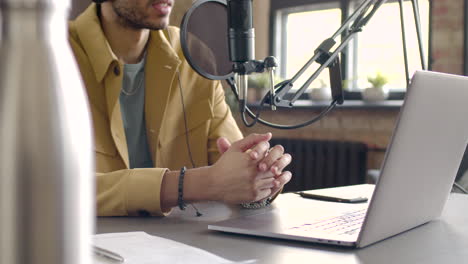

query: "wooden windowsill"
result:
(248, 100), (404, 110)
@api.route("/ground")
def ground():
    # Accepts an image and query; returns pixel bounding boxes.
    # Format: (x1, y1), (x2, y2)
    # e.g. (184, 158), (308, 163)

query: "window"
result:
(271, 0), (431, 94)
(274, 2), (342, 90)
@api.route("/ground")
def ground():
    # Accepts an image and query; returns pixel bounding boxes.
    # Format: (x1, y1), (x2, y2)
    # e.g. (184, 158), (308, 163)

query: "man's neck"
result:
(100, 4), (149, 64)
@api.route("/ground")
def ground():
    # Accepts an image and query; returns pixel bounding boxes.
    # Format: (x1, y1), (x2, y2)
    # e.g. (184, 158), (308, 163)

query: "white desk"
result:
(97, 193), (468, 264)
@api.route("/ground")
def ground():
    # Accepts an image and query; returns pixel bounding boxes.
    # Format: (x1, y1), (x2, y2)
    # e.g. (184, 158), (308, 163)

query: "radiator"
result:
(270, 138), (368, 193)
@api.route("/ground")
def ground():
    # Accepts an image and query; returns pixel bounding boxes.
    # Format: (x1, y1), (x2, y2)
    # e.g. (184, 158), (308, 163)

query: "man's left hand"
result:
(216, 135), (292, 198)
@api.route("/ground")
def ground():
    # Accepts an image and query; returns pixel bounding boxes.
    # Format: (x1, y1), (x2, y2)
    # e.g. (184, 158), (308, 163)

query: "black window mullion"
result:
(340, 0), (350, 82)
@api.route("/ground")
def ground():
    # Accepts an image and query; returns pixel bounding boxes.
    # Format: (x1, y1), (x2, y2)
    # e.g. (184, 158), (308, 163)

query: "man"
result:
(68, 0), (292, 216)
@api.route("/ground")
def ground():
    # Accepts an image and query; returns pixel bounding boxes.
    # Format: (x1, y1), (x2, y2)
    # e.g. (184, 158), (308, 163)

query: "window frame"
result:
(465, 0), (468, 76)
(270, 0), (433, 100)
(272, 1), (344, 78)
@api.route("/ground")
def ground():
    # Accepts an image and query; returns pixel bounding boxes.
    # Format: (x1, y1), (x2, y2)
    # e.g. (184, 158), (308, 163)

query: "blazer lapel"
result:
(105, 62), (130, 169)
(145, 30), (181, 165)
(74, 4), (130, 168)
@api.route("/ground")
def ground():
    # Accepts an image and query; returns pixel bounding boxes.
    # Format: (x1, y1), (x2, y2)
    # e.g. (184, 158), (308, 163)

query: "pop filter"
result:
(180, 0), (233, 81)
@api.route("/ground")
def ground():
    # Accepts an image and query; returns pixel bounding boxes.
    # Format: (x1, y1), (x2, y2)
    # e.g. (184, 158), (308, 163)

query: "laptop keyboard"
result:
(288, 209), (367, 236)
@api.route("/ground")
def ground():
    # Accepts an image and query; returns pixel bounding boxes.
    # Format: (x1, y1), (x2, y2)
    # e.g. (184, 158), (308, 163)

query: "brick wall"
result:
(235, 107), (398, 170)
(431, 0), (465, 74)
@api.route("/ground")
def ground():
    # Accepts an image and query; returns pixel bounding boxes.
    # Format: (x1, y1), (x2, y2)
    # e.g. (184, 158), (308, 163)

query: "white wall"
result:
(253, 0), (271, 60)
(70, 0), (91, 20)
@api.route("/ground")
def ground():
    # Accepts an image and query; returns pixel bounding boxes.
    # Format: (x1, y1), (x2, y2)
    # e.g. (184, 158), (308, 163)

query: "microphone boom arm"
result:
(224, 0), (426, 129)
(273, 0), (387, 108)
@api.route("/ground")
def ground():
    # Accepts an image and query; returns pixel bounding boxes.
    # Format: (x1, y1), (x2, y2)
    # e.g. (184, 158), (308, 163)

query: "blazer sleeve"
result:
(95, 168), (170, 216)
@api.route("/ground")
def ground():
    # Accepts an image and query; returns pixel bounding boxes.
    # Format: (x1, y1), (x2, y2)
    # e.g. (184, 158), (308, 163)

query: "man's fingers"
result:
(253, 189), (272, 202)
(258, 145), (284, 172)
(256, 177), (275, 190)
(231, 133), (272, 152)
(276, 171), (292, 187)
(248, 141), (270, 160)
(270, 171), (292, 195)
(256, 170), (276, 179)
(270, 153), (292, 175)
(216, 137), (231, 154)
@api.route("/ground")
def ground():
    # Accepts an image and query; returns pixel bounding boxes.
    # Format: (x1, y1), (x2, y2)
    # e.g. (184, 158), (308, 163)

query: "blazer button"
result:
(113, 65), (120, 76)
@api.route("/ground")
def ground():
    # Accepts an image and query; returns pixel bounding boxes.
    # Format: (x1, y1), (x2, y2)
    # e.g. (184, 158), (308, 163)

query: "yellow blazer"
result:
(68, 4), (243, 216)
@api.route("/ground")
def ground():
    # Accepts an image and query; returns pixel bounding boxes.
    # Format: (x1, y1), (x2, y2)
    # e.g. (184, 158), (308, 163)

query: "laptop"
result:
(208, 70), (468, 248)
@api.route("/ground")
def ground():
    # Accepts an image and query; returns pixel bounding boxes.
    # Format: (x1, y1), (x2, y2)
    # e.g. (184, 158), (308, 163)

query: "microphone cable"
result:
(166, 29), (203, 217)
(228, 79), (339, 129)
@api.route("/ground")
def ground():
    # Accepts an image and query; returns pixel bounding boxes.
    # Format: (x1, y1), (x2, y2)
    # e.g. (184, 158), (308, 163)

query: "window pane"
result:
(354, 0), (430, 90)
(282, 4), (342, 91)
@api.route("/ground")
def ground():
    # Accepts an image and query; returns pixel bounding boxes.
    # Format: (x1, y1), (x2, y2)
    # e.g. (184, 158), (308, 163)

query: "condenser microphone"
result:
(227, 0), (255, 111)
(227, 0), (255, 63)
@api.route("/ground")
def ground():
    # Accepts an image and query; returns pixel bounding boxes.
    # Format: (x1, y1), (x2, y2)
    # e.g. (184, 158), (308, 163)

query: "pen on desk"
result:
(297, 192), (368, 203)
(93, 245), (125, 263)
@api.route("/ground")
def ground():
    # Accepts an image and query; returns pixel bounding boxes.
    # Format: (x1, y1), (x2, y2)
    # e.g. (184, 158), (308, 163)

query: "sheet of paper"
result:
(93, 232), (255, 264)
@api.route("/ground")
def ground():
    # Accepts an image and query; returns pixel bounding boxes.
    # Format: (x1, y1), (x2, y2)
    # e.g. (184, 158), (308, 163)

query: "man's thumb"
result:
(231, 133), (272, 152)
(217, 137), (231, 154)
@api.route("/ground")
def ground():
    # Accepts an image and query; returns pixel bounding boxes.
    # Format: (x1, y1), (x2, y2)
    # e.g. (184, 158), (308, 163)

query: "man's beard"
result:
(112, 2), (169, 30)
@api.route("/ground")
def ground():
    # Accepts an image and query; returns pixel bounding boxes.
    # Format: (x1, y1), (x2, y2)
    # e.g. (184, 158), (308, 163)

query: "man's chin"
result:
(148, 20), (170, 31)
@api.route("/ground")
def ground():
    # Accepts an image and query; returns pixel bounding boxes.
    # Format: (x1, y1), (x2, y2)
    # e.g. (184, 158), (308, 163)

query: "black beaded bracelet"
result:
(177, 166), (187, 210)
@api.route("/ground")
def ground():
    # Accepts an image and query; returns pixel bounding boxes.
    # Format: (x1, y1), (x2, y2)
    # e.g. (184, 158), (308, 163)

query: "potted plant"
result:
(248, 73), (282, 103)
(362, 72), (389, 102)
(309, 79), (332, 101)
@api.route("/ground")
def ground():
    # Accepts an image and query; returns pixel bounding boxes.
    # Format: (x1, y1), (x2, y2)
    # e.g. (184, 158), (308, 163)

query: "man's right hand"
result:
(208, 133), (289, 203)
